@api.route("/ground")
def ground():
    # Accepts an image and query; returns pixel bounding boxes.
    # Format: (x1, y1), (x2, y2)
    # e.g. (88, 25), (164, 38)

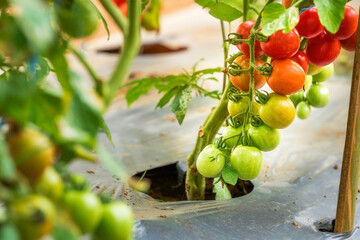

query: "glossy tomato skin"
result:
(307, 62), (323, 75)
(8, 128), (56, 182)
(10, 195), (56, 240)
(306, 83), (330, 108)
(94, 202), (134, 240)
(267, 59), (305, 95)
(289, 91), (304, 108)
(329, 5), (358, 40)
(296, 8), (324, 38)
(228, 97), (260, 118)
(340, 29), (357, 51)
(282, 0), (292, 8)
(236, 20), (264, 57)
(260, 93), (296, 129)
(290, 50), (309, 73)
(306, 31), (341, 66)
(222, 126), (242, 149)
(63, 191), (103, 234)
(312, 63), (334, 83)
(296, 101), (311, 119)
(260, 29), (300, 59)
(248, 124), (280, 152)
(196, 144), (225, 178)
(231, 146), (263, 180)
(230, 55), (267, 91)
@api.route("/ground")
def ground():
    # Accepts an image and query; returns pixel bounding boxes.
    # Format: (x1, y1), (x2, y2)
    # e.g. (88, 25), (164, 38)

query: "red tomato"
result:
(113, 0), (128, 17)
(230, 55), (267, 91)
(296, 8), (324, 38)
(236, 20), (264, 57)
(260, 29), (300, 59)
(282, 0), (292, 9)
(267, 59), (305, 95)
(306, 31), (341, 66)
(328, 5), (358, 40)
(340, 28), (357, 51)
(290, 50), (309, 73)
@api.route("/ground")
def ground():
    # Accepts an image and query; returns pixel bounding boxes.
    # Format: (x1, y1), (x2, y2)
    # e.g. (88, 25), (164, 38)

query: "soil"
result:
(133, 162), (254, 202)
(98, 42), (188, 55)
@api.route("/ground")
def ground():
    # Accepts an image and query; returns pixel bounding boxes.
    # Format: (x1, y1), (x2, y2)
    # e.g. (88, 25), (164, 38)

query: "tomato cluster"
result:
(4, 127), (134, 240)
(196, 5), (354, 184)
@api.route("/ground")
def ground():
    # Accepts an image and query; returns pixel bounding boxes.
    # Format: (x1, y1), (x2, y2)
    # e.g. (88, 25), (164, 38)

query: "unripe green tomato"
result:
(10, 195), (56, 240)
(306, 84), (330, 108)
(260, 93), (296, 129)
(304, 75), (312, 90)
(296, 101), (311, 119)
(56, 0), (100, 38)
(312, 63), (334, 83)
(231, 146), (263, 180)
(33, 167), (64, 200)
(248, 124), (280, 151)
(222, 126), (242, 149)
(307, 62), (323, 75)
(94, 202), (134, 240)
(227, 97), (260, 118)
(63, 191), (103, 234)
(289, 91), (304, 107)
(196, 144), (225, 178)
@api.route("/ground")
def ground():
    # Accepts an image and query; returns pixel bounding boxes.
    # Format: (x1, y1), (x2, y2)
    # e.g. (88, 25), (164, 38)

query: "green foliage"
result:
(314, 0), (347, 34)
(195, 0), (242, 22)
(213, 178), (232, 200)
(0, 133), (16, 181)
(261, 3), (299, 36)
(221, 165), (238, 185)
(125, 63), (222, 124)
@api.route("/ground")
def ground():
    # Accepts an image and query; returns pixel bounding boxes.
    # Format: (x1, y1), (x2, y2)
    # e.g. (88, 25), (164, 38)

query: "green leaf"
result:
(170, 87), (192, 125)
(314, 0), (346, 34)
(156, 75), (188, 92)
(0, 133), (16, 181)
(221, 0), (243, 11)
(213, 178), (232, 200)
(294, 0), (314, 8)
(261, 3), (299, 36)
(10, 0), (54, 53)
(0, 224), (20, 240)
(89, 0), (110, 40)
(52, 225), (77, 240)
(193, 67), (222, 78)
(155, 87), (179, 109)
(195, 0), (215, 8)
(221, 166), (238, 185)
(100, 119), (114, 146)
(125, 77), (162, 106)
(209, 2), (243, 22)
(26, 57), (51, 89)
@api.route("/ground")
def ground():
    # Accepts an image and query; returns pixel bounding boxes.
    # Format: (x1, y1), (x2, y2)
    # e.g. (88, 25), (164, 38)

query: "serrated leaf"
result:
(0, 133), (16, 181)
(170, 87), (192, 125)
(213, 178), (232, 200)
(155, 87), (179, 109)
(125, 77), (162, 106)
(261, 3), (299, 36)
(221, 165), (238, 185)
(156, 75), (188, 92)
(314, 0), (346, 34)
(209, 2), (243, 22)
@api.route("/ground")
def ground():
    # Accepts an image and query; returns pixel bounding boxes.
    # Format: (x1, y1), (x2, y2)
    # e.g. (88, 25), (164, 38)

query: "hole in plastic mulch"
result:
(97, 42), (188, 55)
(132, 162), (254, 202)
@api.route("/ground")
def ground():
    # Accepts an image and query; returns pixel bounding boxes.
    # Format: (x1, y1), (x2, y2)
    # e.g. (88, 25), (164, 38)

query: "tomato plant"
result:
(231, 146), (263, 180)
(296, 101), (311, 120)
(312, 63), (334, 83)
(196, 144), (225, 178)
(296, 8), (324, 39)
(290, 50), (309, 73)
(306, 83), (330, 108)
(340, 29), (358, 51)
(248, 124), (280, 152)
(328, 5), (358, 40)
(236, 20), (264, 57)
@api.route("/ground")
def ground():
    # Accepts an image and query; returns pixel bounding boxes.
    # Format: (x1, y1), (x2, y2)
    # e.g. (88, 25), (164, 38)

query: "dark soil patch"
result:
(98, 42), (188, 55)
(133, 162), (254, 202)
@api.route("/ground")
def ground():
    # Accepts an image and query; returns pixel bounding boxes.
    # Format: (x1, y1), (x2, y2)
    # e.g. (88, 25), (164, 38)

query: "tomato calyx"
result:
(225, 33), (250, 45)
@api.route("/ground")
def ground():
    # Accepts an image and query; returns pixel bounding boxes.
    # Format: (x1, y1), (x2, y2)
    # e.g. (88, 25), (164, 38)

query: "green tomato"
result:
(34, 167), (64, 200)
(304, 75), (313, 90)
(196, 144), (225, 178)
(63, 191), (103, 233)
(10, 195), (56, 240)
(296, 101), (311, 119)
(289, 91), (304, 107)
(94, 202), (134, 240)
(260, 93), (296, 129)
(306, 84), (330, 108)
(312, 63), (334, 83)
(227, 97), (260, 118)
(248, 124), (280, 152)
(222, 126), (242, 149)
(307, 62), (323, 75)
(231, 146), (263, 180)
(56, 0), (100, 38)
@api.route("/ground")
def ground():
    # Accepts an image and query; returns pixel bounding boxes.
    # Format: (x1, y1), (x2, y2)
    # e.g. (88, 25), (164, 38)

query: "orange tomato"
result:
(230, 55), (267, 91)
(282, 0), (293, 8)
(267, 59), (305, 95)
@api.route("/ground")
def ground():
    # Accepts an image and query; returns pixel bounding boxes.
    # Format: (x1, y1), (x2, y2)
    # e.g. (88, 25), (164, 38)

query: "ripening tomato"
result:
(230, 55), (267, 91)
(248, 124), (280, 152)
(8, 128), (56, 182)
(236, 20), (264, 57)
(328, 5), (358, 40)
(227, 97), (261, 118)
(306, 31), (341, 66)
(260, 93), (296, 129)
(33, 167), (64, 200)
(296, 8), (324, 38)
(282, 0), (292, 8)
(340, 29), (357, 51)
(113, 0), (128, 17)
(312, 63), (334, 83)
(231, 146), (263, 180)
(267, 59), (305, 95)
(307, 62), (323, 75)
(304, 75), (313, 90)
(290, 50), (309, 73)
(196, 144), (225, 178)
(260, 29), (300, 59)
